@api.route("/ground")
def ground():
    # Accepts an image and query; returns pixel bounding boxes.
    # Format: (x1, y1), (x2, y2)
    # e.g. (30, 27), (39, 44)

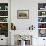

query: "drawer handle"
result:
(1, 39), (3, 40)
(43, 39), (45, 40)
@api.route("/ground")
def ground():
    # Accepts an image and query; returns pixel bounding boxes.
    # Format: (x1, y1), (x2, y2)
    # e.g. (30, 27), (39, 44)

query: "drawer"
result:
(0, 37), (8, 45)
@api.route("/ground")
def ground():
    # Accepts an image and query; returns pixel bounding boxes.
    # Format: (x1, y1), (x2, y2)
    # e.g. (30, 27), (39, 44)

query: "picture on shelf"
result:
(17, 10), (29, 19)
(0, 23), (8, 37)
(0, 23), (8, 30)
(38, 17), (46, 22)
(38, 3), (46, 10)
(0, 3), (8, 10)
(0, 17), (8, 22)
(38, 29), (46, 37)
(0, 6), (1, 10)
(38, 23), (46, 28)
(38, 11), (46, 16)
(0, 11), (8, 16)
(5, 6), (8, 10)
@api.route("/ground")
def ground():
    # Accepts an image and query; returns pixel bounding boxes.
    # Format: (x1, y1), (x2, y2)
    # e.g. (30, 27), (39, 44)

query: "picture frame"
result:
(38, 29), (46, 37)
(17, 10), (29, 19)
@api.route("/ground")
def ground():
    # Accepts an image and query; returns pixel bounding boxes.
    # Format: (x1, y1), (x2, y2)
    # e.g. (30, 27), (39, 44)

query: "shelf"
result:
(0, 16), (8, 17)
(38, 15), (46, 17)
(0, 22), (8, 23)
(38, 28), (46, 29)
(38, 22), (46, 23)
(38, 10), (46, 11)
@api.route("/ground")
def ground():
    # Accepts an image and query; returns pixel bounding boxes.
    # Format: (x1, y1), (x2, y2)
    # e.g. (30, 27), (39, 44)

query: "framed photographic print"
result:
(38, 29), (46, 37)
(17, 10), (29, 19)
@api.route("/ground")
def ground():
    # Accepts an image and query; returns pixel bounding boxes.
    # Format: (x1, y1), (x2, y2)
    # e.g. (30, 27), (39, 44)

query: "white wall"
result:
(11, 0), (38, 30)
(11, 0), (46, 30)
(11, 0), (46, 46)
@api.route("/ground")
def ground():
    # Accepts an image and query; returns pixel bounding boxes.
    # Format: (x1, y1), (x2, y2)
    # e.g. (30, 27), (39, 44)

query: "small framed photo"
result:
(38, 29), (46, 37)
(17, 10), (29, 19)
(5, 6), (8, 10)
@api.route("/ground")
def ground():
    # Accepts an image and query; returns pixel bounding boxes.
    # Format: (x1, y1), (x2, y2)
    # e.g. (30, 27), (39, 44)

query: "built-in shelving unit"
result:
(0, 3), (8, 37)
(38, 3), (46, 37)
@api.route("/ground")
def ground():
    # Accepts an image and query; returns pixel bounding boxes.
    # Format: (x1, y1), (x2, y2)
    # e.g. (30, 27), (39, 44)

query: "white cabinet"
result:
(0, 35), (8, 45)
(38, 38), (46, 46)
